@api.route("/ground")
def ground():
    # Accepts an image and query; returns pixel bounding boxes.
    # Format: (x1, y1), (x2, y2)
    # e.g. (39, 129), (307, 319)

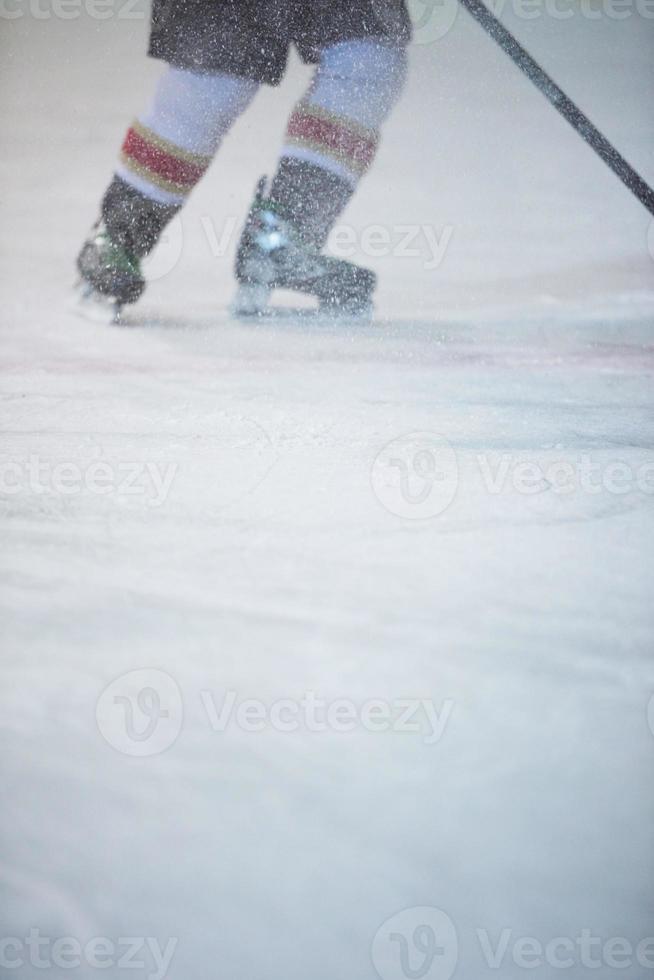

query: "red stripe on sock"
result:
(286, 111), (378, 171)
(122, 128), (207, 188)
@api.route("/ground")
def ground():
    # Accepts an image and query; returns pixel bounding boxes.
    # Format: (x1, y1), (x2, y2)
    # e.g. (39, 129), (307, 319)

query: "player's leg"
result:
(76, 68), (259, 315)
(75, 0), (298, 318)
(271, 39), (408, 248)
(234, 38), (408, 315)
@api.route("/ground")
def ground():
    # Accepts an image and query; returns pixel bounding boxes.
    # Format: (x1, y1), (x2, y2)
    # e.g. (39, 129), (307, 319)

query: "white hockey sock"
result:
(280, 40), (408, 188)
(116, 67), (259, 206)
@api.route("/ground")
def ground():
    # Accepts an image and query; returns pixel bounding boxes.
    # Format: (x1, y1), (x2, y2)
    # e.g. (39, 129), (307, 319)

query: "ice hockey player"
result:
(75, 1), (411, 321)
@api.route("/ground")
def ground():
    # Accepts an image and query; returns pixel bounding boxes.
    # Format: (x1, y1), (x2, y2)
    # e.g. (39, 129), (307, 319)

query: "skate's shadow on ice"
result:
(118, 306), (466, 339)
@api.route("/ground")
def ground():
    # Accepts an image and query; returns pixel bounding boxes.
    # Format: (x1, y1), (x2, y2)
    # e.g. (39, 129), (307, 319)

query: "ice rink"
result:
(1, 5), (653, 979)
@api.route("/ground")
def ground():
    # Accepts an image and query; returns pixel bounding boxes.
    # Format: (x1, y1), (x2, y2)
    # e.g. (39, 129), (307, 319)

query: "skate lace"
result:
(250, 206), (325, 277)
(95, 228), (141, 276)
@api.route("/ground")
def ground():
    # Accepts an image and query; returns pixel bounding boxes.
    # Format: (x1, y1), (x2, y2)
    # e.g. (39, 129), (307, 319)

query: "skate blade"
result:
(319, 301), (374, 324)
(70, 281), (122, 325)
(231, 287), (373, 326)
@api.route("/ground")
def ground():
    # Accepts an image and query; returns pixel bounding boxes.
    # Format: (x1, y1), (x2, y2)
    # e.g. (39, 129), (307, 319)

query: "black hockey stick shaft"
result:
(458, 0), (654, 216)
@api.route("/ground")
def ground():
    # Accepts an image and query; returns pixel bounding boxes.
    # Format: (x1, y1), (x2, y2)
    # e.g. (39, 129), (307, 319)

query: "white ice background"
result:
(1, 5), (653, 980)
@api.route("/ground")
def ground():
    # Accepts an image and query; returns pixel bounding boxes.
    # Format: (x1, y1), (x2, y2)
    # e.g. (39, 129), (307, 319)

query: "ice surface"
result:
(1, 6), (653, 980)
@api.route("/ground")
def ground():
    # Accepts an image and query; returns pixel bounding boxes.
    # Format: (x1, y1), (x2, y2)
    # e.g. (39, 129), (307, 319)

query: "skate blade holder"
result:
(231, 284), (373, 324)
(70, 281), (122, 325)
(230, 282), (272, 318)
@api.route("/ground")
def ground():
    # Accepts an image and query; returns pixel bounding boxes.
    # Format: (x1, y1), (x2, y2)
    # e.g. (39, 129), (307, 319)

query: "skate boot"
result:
(232, 178), (375, 319)
(75, 220), (145, 322)
(73, 176), (179, 323)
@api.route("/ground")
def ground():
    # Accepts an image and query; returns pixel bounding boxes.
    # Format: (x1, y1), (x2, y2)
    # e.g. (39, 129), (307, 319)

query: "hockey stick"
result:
(457, 0), (654, 217)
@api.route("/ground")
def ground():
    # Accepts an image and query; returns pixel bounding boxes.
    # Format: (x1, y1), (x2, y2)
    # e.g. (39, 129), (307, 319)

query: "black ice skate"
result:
(232, 178), (376, 320)
(73, 176), (179, 324)
(74, 220), (145, 323)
